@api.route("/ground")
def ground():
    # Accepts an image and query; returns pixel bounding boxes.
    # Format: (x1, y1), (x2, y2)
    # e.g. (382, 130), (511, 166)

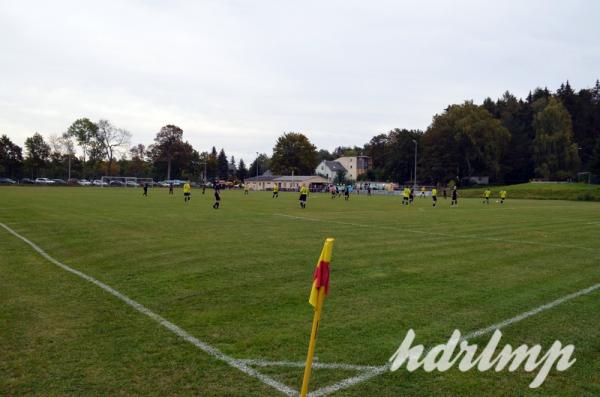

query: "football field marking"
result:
(237, 358), (379, 371)
(0, 222), (297, 397)
(3, 221), (599, 396)
(308, 282), (600, 397)
(273, 213), (600, 396)
(273, 213), (600, 252)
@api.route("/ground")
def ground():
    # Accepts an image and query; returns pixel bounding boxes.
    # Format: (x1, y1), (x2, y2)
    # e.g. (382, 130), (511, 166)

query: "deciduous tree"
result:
(270, 132), (317, 175)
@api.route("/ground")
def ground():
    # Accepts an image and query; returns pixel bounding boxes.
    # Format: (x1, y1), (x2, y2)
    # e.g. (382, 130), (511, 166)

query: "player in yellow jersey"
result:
(244, 184), (249, 195)
(272, 183), (279, 198)
(420, 186), (426, 198)
(183, 181), (191, 203)
(431, 187), (438, 207)
(299, 184), (309, 208)
(402, 187), (410, 205)
(483, 189), (491, 204)
(500, 190), (507, 204)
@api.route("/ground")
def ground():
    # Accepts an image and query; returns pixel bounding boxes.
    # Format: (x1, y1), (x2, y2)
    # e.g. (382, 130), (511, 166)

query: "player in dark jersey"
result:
(451, 186), (458, 206)
(213, 185), (221, 209)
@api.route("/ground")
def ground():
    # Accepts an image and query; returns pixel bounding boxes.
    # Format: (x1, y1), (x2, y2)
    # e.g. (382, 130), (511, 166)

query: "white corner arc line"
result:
(0, 222), (298, 397)
(238, 358), (380, 371)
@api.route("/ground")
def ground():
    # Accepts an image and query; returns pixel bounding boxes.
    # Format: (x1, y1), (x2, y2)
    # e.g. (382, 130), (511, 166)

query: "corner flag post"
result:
(300, 238), (334, 397)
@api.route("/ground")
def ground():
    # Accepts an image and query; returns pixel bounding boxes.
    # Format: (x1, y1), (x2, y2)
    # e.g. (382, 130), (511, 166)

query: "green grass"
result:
(1, 186), (599, 396)
(461, 182), (600, 201)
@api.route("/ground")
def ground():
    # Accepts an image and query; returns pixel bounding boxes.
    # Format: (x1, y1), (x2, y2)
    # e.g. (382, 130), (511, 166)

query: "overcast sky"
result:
(1, 0), (599, 164)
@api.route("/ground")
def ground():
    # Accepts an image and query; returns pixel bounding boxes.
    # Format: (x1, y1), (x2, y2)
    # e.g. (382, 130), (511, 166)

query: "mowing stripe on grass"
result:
(273, 213), (599, 252)
(309, 282), (600, 397)
(0, 222), (297, 397)
(4, 219), (599, 396)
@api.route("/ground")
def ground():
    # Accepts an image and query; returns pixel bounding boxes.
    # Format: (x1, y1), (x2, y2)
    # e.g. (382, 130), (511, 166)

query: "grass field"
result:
(1, 186), (599, 396)
(461, 182), (600, 201)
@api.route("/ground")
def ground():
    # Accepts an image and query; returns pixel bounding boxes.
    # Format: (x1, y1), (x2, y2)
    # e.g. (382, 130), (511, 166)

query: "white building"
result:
(315, 156), (371, 181)
(315, 160), (347, 181)
(245, 172), (329, 191)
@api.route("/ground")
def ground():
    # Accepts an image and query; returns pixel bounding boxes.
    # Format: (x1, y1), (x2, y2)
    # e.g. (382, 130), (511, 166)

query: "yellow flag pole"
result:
(301, 237), (334, 397)
(300, 287), (326, 397)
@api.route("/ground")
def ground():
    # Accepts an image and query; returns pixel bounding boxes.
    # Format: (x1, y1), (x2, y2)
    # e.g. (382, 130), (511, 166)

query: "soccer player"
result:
(299, 184), (309, 208)
(451, 186), (458, 206)
(431, 187), (438, 207)
(244, 184), (249, 195)
(420, 186), (426, 198)
(330, 184), (336, 199)
(213, 185), (221, 209)
(483, 189), (491, 204)
(143, 183), (148, 197)
(169, 182), (174, 195)
(443, 188), (447, 200)
(402, 187), (410, 205)
(183, 181), (191, 203)
(344, 185), (350, 201)
(500, 190), (507, 204)
(409, 187), (414, 204)
(272, 183), (279, 198)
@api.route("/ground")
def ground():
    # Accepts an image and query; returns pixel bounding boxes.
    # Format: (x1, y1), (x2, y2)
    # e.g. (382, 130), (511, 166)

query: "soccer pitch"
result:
(1, 186), (599, 396)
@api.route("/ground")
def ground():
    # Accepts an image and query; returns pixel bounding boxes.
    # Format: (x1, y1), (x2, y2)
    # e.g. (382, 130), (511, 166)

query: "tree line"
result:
(2, 80), (600, 184)
(0, 120), (251, 182)
(269, 80), (600, 184)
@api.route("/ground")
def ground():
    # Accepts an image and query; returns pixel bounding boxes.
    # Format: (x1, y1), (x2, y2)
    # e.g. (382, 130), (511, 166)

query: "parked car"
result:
(126, 180), (139, 187)
(67, 178), (79, 185)
(0, 177), (16, 184)
(109, 180), (124, 187)
(78, 179), (92, 186)
(93, 179), (108, 186)
(20, 178), (35, 184)
(35, 178), (55, 184)
(53, 179), (67, 185)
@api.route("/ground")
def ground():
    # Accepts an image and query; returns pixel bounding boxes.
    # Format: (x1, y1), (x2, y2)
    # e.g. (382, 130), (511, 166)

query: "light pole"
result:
(199, 160), (207, 183)
(412, 139), (418, 189)
(255, 152), (260, 178)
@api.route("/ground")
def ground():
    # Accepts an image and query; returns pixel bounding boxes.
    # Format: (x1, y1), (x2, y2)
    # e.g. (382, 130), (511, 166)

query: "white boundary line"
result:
(273, 213), (600, 252)
(0, 222), (297, 397)
(274, 214), (600, 396)
(4, 221), (599, 396)
(308, 282), (600, 397)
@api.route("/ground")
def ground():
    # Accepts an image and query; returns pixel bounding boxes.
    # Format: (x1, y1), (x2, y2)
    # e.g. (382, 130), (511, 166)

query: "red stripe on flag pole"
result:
(312, 260), (330, 294)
